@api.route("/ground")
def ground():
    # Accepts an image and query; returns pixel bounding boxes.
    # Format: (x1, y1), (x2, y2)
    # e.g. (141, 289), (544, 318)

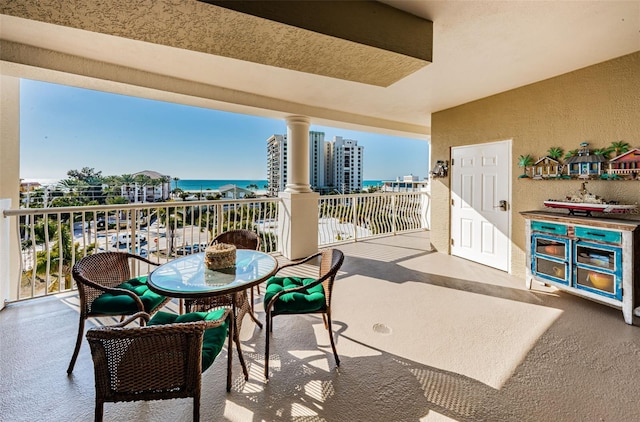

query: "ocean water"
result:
(176, 179), (268, 191)
(21, 178), (384, 191)
(176, 179), (383, 191)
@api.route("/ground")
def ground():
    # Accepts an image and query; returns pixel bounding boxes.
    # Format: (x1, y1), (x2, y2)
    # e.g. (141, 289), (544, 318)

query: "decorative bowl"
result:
(542, 245), (564, 255)
(588, 272), (612, 290)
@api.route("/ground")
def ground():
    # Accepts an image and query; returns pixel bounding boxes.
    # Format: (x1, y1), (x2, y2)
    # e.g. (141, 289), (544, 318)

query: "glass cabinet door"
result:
(534, 236), (567, 259)
(534, 258), (569, 284)
(532, 234), (569, 285)
(574, 242), (621, 299)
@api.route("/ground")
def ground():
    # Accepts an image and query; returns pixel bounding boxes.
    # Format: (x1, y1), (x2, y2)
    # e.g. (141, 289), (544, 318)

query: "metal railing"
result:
(4, 198), (281, 301)
(2, 191), (430, 302)
(318, 191), (429, 246)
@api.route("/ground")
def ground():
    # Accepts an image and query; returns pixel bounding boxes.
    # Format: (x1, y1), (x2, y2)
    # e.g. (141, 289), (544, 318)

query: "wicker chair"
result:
(185, 229), (261, 313)
(67, 252), (171, 374)
(263, 248), (344, 379)
(86, 309), (233, 422)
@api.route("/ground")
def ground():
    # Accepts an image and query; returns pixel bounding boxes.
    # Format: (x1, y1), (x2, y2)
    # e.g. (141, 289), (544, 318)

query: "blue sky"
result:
(20, 79), (429, 182)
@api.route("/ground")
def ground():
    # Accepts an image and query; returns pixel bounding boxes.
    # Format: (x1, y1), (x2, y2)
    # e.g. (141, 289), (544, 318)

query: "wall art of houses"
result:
(520, 142), (640, 180)
(532, 156), (561, 179)
(606, 148), (640, 179)
(564, 142), (607, 178)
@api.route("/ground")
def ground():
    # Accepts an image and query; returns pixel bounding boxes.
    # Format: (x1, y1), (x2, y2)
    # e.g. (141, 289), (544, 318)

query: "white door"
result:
(450, 140), (511, 272)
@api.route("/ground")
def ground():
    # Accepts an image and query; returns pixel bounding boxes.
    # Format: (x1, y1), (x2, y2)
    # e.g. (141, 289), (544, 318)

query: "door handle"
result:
(494, 200), (508, 211)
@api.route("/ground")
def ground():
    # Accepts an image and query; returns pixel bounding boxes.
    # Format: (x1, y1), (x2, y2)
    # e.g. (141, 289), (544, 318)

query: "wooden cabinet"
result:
(521, 211), (640, 324)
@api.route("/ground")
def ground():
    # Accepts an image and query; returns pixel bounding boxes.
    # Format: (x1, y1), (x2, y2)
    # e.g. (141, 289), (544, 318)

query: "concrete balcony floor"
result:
(2, 232), (640, 421)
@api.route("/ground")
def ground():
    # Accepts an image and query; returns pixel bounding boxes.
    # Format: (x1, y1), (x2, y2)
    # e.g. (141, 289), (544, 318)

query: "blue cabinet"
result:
(522, 211), (640, 325)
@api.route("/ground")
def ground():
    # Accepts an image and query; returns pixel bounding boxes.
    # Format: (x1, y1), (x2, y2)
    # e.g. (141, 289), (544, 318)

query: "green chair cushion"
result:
(91, 276), (166, 315)
(148, 309), (229, 371)
(263, 276), (326, 313)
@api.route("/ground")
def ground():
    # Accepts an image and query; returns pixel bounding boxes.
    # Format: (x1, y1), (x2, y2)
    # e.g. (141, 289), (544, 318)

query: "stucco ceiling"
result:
(1, 1), (639, 139)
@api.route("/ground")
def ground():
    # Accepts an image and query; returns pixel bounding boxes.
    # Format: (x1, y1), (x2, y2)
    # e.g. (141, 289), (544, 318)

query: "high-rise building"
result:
(266, 134), (287, 197)
(309, 131), (326, 190)
(324, 141), (334, 188)
(332, 136), (363, 194)
(266, 132), (363, 196)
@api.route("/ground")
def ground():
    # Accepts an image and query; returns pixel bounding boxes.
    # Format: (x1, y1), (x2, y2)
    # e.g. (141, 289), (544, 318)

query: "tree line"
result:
(22, 167), (173, 207)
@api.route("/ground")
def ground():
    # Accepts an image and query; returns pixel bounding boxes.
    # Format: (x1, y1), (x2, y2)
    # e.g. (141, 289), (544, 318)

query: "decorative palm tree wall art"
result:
(547, 147), (564, 161)
(609, 141), (631, 157)
(517, 154), (534, 178)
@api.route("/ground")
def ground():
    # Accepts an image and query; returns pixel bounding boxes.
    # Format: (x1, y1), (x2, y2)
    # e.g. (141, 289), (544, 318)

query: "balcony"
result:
(2, 231), (640, 421)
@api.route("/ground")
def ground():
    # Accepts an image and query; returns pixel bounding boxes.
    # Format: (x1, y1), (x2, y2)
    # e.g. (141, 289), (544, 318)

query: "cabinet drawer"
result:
(575, 227), (621, 244)
(531, 221), (567, 236)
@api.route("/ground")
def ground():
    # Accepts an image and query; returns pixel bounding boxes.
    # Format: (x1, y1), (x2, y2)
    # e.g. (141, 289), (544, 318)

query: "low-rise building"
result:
(381, 175), (428, 192)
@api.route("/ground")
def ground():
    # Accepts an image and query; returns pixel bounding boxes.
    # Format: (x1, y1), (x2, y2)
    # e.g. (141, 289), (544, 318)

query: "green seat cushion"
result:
(263, 276), (326, 313)
(148, 309), (229, 371)
(91, 276), (166, 315)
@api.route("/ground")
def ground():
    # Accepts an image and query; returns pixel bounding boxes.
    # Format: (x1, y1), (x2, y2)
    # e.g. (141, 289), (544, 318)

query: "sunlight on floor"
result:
(224, 400), (254, 421)
(335, 275), (563, 390)
(420, 410), (459, 422)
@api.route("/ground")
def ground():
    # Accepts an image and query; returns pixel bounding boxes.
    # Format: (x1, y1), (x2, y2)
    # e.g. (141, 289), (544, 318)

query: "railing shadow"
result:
(220, 319), (501, 422)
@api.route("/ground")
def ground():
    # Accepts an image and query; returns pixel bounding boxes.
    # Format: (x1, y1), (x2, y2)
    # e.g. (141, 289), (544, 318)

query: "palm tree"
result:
(27, 220), (93, 292)
(564, 149), (578, 159)
(517, 154), (535, 178)
(134, 174), (153, 202)
(120, 174), (135, 201)
(63, 167), (105, 203)
(593, 148), (611, 158)
(547, 147), (563, 161)
(609, 140), (631, 157)
(159, 175), (171, 201)
(157, 206), (186, 255)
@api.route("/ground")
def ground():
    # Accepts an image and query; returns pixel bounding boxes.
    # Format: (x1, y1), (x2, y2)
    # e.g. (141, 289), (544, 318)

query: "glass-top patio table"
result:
(148, 250), (278, 379)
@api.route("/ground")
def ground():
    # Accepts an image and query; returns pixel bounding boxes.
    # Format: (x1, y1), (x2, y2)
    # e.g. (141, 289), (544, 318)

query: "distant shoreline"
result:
(20, 178), (385, 191)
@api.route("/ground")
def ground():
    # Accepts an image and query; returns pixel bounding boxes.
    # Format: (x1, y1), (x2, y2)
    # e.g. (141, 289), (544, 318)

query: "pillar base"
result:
(277, 191), (319, 260)
(285, 183), (313, 194)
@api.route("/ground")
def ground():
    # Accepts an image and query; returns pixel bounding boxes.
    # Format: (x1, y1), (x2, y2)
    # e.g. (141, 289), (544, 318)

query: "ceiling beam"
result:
(199, 0), (433, 86)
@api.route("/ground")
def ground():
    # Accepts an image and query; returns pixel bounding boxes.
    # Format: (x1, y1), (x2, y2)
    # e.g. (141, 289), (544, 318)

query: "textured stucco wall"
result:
(431, 51), (640, 279)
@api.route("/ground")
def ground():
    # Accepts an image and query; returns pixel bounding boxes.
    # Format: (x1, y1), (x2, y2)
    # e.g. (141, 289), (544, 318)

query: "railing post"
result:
(131, 209), (139, 275)
(216, 203), (224, 236)
(421, 192), (431, 230)
(391, 194), (397, 235)
(352, 196), (358, 242)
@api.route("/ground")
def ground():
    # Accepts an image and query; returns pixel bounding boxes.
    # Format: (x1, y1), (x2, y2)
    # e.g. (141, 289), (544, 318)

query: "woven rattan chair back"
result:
(317, 248), (343, 309)
(211, 229), (260, 251)
(264, 248), (344, 379)
(86, 314), (231, 422)
(67, 252), (169, 374)
(74, 252), (136, 316)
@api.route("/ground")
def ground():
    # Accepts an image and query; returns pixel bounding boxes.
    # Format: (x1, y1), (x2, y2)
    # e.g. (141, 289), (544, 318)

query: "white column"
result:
(277, 115), (319, 259)
(285, 115), (313, 193)
(0, 75), (21, 306)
